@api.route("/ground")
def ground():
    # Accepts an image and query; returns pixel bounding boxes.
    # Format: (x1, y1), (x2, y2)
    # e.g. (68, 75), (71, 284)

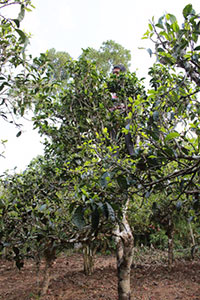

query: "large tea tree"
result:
(16, 4), (200, 300)
(32, 57), (145, 299)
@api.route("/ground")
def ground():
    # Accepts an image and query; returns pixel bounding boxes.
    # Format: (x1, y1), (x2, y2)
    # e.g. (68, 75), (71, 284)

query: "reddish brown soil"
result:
(0, 252), (200, 300)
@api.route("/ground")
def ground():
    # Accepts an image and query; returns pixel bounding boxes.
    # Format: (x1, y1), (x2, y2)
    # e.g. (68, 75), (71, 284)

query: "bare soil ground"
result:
(0, 250), (200, 300)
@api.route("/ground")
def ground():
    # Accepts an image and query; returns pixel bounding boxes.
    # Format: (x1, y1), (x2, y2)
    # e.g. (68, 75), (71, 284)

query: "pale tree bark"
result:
(167, 218), (174, 267)
(189, 223), (197, 260)
(189, 222), (195, 246)
(114, 209), (134, 300)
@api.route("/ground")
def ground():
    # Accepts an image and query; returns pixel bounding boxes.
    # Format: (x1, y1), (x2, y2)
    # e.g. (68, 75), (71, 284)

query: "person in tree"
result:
(111, 64), (126, 102)
(109, 64), (134, 156)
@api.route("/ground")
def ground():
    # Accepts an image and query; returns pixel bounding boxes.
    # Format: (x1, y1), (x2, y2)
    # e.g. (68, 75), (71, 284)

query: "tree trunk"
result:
(40, 259), (52, 296)
(189, 222), (195, 246)
(115, 213), (134, 300)
(82, 243), (95, 275)
(40, 244), (56, 296)
(189, 222), (197, 260)
(167, 219), (174, 267)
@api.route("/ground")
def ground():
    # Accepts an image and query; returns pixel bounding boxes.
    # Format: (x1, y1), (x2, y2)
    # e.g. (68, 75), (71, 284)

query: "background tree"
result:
(141, 4), (200, 208)
(46, 48), (71, 81)
(0, 155), (76, 295)
(80, 40), (131, 73)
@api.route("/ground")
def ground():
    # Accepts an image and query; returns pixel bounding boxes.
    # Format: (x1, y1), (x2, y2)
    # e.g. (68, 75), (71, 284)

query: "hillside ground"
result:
(0, 249), (200, 300)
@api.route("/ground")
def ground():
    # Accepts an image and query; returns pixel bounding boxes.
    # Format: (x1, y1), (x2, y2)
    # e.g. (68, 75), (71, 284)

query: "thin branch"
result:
(143, 161), (200, 189)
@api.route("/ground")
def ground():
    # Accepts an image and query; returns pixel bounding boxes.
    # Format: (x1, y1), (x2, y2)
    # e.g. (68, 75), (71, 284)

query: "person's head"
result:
(112, 64), (126, 75)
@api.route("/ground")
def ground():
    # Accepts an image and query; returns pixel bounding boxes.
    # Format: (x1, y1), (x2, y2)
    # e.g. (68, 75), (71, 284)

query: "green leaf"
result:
(146, 129), (159, 141)
(105, 202), (115, 222)
(13, 19), (20, 28)
(163, 146), (175, 157)
(148, 23), (153, 31)
(153, 111), (159, 121)
(72, 206), (86, 229)
(15, 29), (27, 43)
(181, 146), (189, 155)
(157, 48), (165, 53)
(0, 199), (5, 209)
(183, 4), (193, 18)
(167, 14), (177, 24)
(176, 201), (182, 211)
(91, 207), (99, 230)
(116, 175), (128, 190)
(188, 216), (193, 223)
(164, 132), (180, 142)
(100, 172), (111, 188)
(157, 15), (165, 29)
(16, 131), (22, 138)
(155, 23), (164, 29)
(17, 4), (25, 22)
(39, 204), (47, 211)
(159, 55), (174, 65)
(152, 202), (157, 213)
(147, 48), (153, 57)
(172, 21), (180, 33)
(100, 203), (108, 219)
(144, 191), (151, 198)
(69, 202), (77, 214)
(0, 82), (10, 92)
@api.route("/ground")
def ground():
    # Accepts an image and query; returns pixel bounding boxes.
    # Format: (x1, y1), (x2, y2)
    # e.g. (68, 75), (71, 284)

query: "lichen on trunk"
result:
(114, 209), (134, 300)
